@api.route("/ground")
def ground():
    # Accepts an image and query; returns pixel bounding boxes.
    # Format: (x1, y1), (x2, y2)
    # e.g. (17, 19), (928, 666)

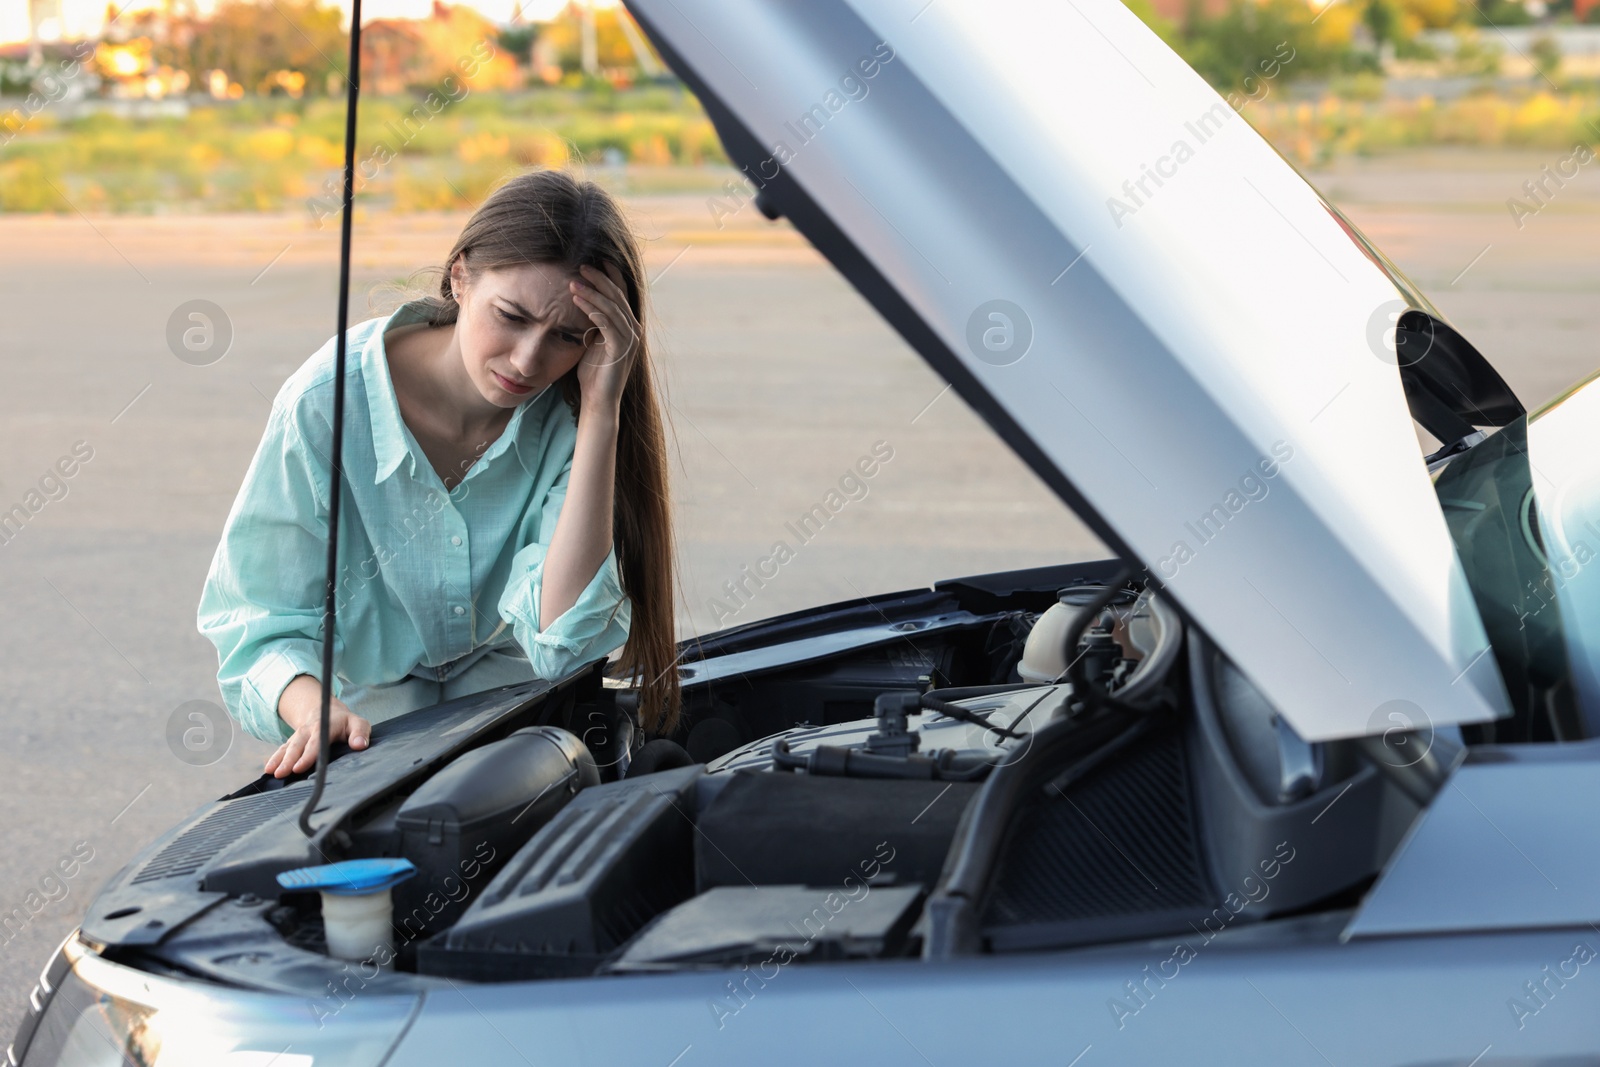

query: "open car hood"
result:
(625, 0), (1516, 740)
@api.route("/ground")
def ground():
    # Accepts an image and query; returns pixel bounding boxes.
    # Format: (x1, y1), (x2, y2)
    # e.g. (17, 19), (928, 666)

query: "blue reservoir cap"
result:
(275, 858), (417, 896)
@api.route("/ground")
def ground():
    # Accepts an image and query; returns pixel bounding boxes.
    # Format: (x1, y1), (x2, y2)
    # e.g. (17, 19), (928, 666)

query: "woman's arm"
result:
(495, 448), (631, 680)
(198, 397), (331, 740)
(537, 407), (619, 629)
(536, 262), (637, 632)
(196, 378), (370, 771)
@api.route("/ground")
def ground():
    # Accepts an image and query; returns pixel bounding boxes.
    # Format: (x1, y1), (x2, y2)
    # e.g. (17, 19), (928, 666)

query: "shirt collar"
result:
(365, 300), (554, 487)
(365, 301), (428, 486)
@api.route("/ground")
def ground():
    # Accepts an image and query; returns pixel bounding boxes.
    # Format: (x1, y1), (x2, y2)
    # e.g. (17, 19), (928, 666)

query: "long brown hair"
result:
(408, 168), (680, 735)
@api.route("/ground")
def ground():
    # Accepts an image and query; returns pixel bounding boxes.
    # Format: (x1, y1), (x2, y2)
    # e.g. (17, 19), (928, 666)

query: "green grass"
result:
(1248, 89), (1600, 166)
(0, 88), (725, 214)
(5, 85), (1600, 214)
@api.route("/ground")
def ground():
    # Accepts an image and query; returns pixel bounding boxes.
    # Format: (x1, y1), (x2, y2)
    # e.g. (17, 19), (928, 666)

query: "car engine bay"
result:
(77, 561), (1426, 995)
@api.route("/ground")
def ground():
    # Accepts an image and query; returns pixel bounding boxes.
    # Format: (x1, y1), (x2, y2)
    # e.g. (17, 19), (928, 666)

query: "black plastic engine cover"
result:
(607, 884), (926, 970)
(417, 764), (702, 981)
(695, 771), (978, 891)
(389, 725), (598, 935)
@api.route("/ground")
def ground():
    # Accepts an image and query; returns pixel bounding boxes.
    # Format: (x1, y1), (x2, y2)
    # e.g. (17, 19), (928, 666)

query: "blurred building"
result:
(530, 1), (664, 85)
(361, 0), (522, 94)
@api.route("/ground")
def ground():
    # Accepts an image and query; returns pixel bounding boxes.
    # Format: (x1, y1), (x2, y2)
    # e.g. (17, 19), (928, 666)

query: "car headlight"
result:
(11, 933), (417, 1067)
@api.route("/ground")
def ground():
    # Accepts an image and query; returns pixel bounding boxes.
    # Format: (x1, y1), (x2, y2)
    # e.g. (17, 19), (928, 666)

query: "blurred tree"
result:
(1176, 0), (1352, 90)
(156, 0), (347, 95)
(1364, 0), (1400, 46)
(1529, 33), (1561, 80)
(533, 4), (648, 76)
(1468, 0), (1533, 23)
(1449, 27), (1503, 75)
(1121, 0), (1183, 49)
(1397, 0), (1462, 28)
(499, 23), (538, 66)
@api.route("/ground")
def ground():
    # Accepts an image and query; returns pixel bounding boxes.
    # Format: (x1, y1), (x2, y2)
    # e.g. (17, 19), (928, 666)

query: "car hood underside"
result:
(624, 0), (1516, 741)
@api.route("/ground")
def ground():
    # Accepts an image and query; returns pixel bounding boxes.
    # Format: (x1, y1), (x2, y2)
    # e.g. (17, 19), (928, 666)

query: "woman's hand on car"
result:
(266, 673), (370, 779)
(570, 261), (640, 415)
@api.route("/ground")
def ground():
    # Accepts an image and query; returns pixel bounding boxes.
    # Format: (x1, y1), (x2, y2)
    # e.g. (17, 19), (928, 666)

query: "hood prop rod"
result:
(299, 0), (363, 841)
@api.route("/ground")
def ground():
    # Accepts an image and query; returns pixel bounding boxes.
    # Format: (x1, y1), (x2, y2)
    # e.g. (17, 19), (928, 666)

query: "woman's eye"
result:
(496, 308), (524, 325)
(558, 331), (584, 345)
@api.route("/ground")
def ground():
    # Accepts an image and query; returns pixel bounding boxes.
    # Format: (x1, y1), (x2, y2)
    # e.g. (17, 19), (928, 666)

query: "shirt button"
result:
(451, 535), (462, 546)
(453, 605), (466, 616)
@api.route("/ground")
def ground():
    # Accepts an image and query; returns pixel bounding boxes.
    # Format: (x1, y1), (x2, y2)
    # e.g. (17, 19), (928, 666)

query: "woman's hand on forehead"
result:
(569, 261), (640, 413)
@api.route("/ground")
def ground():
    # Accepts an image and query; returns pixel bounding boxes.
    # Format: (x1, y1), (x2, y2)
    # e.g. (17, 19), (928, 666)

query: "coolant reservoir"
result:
(276, 857), (417, 965)
(1019, 586), (1153, 683)
(1018, 601), (1073, 683)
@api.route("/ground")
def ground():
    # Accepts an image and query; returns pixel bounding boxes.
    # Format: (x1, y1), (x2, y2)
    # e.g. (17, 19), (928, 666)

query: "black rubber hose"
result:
(921, 694), (1026, 740)
(626, 738), (697, 777)
(922, 707), (1141, 958)
(1114, 592), (1183, 709)
(770, 737), (996, 781)
(1057, 567), (1143, 717)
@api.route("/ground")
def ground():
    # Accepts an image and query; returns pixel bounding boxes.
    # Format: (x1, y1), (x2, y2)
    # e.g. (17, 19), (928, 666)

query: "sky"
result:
(2, 0), (620, 47)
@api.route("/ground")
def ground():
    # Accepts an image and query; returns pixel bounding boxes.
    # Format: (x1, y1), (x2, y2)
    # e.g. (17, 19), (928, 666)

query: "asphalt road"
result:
(0, 148), (1595, 1039)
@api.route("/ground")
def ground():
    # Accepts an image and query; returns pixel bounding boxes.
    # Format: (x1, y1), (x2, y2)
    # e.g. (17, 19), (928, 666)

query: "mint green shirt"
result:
(197, 300), (631, 744)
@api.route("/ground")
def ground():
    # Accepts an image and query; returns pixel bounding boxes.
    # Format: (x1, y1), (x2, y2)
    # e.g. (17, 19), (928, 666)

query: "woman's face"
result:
(451, 259), (596, 408)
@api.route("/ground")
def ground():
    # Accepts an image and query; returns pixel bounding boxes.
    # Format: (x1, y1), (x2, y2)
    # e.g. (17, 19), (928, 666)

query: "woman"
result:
(197, 168), (679, 779)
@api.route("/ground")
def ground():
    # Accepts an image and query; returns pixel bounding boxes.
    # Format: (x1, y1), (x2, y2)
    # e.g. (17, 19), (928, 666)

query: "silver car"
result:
(14, 0), (1600, 1063)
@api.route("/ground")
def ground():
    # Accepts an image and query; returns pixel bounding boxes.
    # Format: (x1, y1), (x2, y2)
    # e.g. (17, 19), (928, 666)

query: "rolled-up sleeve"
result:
(197, 398), (343, 744)
(496, 459), (632, 679)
